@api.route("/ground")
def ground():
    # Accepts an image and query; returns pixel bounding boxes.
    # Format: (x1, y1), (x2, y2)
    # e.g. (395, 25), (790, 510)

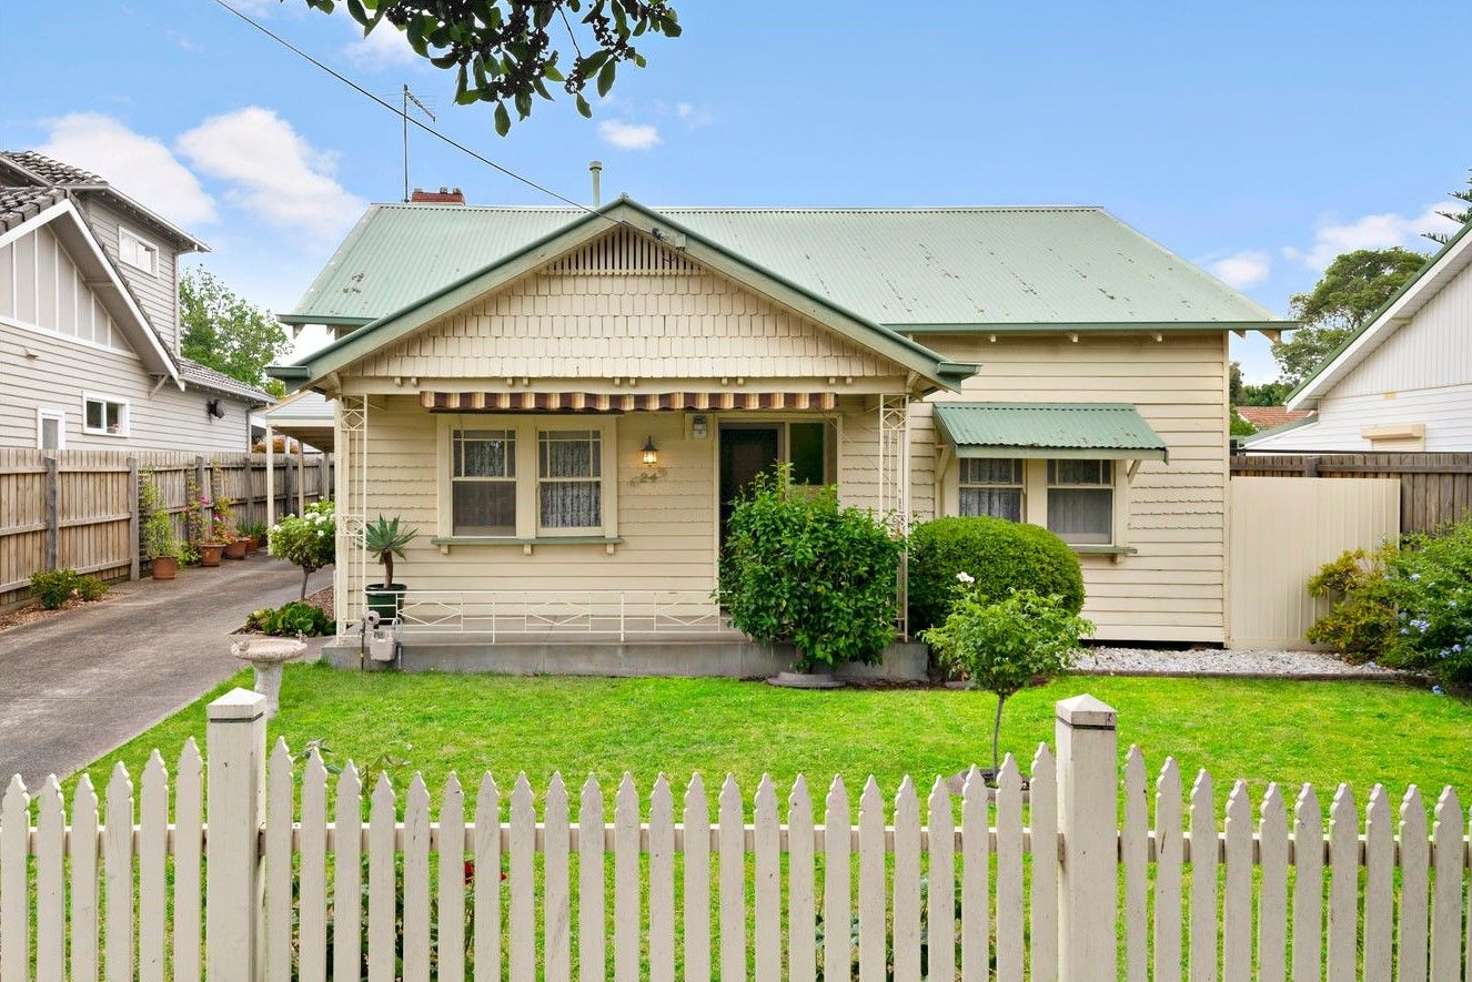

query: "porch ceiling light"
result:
(642, 436), (659, 465)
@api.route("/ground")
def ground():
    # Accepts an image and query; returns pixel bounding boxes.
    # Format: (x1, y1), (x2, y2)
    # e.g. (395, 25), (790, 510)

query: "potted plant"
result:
(364, 515), (419, 622)
(923, 581), (1092, 780)
(215, 493), (247, 560)
(238, 520), (268, 555)
(140, 474), (182, 580)
(720, 466), (903, 687)
(190, 492), (225, 567)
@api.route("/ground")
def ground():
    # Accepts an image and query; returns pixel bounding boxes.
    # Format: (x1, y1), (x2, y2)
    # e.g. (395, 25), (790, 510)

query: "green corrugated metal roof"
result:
(282, 203), (1283, 329)
(933, 403), (1169, 460)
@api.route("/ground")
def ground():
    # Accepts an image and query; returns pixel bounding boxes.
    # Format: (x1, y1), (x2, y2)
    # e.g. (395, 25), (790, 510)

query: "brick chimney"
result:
(410, 186), (465, 204)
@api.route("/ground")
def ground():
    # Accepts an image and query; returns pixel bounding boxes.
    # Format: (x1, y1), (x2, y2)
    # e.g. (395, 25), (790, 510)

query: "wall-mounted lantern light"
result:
(641, 436), (659, 466)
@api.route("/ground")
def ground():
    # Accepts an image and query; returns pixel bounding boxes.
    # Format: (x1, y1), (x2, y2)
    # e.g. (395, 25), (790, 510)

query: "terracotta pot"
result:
(200, 543), (224, 567)
(151, 556), (178, 580)
(244, 536), (260, 555)
(224, 539), (248, 560)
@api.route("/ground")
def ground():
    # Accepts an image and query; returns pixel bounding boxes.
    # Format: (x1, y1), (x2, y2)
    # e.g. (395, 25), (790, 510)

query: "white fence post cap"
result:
(1055, 693), (1117, 729)
(207, 687), (268, 721)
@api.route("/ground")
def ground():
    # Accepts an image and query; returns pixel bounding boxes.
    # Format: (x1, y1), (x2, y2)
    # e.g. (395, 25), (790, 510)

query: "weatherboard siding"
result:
(0, 320), (248, 454)
(0, 225), (129, 352)
(1332, 257), (1472, 399)
(81, 200), (181, 353)
(913, 332), (1230, 643)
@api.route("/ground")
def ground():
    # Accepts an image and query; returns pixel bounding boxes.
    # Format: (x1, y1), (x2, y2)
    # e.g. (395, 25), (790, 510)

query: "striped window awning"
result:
(419, 391), (841, 412)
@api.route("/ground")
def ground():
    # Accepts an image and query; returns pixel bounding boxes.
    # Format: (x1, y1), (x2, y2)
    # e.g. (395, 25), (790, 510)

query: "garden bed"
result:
(1076, 646), (1416, 681)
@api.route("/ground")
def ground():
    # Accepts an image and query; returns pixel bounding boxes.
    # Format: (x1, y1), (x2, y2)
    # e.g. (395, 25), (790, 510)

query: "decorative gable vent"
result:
(544, 226), (699, 276)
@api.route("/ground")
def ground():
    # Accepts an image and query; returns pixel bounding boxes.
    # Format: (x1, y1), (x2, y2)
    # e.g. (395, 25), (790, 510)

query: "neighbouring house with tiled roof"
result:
(273, 190), (1289, 650)
(1234, 406), (1314, 431)
(0, 149), (274, 452)
(1248, 221), (1472, 452)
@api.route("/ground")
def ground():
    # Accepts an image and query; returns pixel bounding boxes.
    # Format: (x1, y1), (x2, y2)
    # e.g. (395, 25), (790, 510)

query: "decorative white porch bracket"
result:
(878, 394), (911, 638)
(335, 395), (369, 634)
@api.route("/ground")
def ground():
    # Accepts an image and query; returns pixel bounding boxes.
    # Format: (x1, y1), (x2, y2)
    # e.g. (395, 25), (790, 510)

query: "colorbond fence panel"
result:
(2, 690), (1471, 982)
(0, 448), (332, 606)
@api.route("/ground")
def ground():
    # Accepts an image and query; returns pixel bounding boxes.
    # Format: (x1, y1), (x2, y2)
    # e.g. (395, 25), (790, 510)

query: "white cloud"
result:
(176, 107), (365, 240)
(35, 113), (217, 226)
(344, 23), (420, 69)
(674, 102), (714, 128)
(598, 120), (661, 150)
(1286, 205), (1458, 269)
(1209, 250), (1271, 289)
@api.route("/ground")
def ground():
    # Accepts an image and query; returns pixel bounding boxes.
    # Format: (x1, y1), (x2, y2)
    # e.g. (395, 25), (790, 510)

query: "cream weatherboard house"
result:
(273, 197), (1283, 665)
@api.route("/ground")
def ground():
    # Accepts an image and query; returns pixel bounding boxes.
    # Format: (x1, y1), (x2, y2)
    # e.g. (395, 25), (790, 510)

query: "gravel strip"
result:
(1076, 646), (1412, 680)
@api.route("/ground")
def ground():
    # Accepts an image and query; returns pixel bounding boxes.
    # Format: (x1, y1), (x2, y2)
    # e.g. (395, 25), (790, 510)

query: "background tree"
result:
(179, 269), (291, 396)
(1229, 360), (1243, 404)
(1424, 170), (1472, 246)
(1238, 379), (1294, 406)
(299, 0), (681, 135)
(1272, 247), (1426, 385)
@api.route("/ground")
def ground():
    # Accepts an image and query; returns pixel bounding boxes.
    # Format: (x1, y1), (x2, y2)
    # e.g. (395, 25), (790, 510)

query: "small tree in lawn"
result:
(268, 500), (336, 600)
(721, 466), (902, 673)
(924, 579), (1092, 776)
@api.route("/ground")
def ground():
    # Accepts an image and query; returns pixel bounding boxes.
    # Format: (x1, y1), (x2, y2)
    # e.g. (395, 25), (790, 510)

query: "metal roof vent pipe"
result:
(589, 160), (602, 207)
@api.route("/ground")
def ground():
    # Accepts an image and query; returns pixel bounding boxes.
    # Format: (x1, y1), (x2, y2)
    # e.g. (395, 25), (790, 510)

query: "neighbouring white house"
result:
(1248, 221), (1472, 452)
(0, 151), (273, 452)
(271, 192), (1287, 662)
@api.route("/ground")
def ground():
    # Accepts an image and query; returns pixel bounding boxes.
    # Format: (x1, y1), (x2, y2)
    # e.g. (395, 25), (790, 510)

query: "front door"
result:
(719, 424), (781, 546)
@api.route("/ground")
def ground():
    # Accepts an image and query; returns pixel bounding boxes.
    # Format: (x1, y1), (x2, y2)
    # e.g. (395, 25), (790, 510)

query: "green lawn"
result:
(68, 666), (1471, 818)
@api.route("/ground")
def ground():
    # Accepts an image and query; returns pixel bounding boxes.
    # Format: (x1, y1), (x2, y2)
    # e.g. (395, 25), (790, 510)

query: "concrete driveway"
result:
(0, 556), (332, 789)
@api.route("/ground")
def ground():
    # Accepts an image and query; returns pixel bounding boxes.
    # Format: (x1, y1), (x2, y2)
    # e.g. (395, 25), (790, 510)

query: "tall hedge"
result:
(908, 516), (1084, 631)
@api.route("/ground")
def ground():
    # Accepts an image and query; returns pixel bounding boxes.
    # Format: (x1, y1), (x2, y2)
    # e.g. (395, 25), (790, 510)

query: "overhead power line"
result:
(208, 0), (617, 222)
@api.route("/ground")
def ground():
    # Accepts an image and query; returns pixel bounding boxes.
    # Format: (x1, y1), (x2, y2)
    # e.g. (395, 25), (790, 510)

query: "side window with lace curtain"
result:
(1046, 459), (1114, 544)
(958, 458), (1024, 521)
(539, 429), (603, 530)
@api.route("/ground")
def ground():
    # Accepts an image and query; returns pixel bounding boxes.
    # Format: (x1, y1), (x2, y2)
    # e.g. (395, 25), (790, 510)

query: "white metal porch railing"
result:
(374, 590), (734, 642)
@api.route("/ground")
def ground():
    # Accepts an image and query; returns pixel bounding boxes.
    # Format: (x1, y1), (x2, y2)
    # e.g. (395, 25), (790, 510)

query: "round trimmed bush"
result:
(908, 516), (1084, 631)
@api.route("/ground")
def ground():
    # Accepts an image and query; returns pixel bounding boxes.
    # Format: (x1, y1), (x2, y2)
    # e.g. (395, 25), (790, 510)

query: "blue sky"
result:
(3, 0), (1468, 379)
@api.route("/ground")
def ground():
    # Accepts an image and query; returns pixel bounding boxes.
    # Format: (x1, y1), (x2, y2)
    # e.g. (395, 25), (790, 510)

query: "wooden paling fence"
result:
(0, 448), (332, 606)
(1231, 451), (1472, 535)
(3, 691), (1472, 982)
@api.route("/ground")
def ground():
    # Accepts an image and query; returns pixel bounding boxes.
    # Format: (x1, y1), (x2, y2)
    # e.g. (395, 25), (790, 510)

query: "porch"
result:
(328, 387), (918, 658)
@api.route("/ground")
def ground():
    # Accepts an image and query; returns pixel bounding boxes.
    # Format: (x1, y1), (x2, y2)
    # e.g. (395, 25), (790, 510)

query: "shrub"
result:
(924, 584), (1092, 774)
(29, 568), (107, 609)
(1381, 522), (1472, 687)
(721, 466), (903, 671)
(1305, 547), (1398, 659)
(908, 516), (1084, 631)
(269, 500), (336, 600)
(247, 600), (333, 637)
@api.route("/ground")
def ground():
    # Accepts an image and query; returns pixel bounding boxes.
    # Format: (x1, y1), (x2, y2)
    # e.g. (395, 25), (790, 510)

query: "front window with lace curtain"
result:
(539, 430), (602, 530)
(451, 430), (516, 536)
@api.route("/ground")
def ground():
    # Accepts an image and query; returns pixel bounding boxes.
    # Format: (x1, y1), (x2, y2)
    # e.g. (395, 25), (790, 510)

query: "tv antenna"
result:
(401, 84), (437, 202)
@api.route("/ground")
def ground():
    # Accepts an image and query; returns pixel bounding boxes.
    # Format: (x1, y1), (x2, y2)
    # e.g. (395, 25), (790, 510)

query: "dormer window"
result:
(118, 226), (158, 276)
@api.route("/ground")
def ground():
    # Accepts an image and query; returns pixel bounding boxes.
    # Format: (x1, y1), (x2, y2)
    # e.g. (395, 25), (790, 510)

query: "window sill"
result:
(1068, 543), (1137, 564)
(82, 429), (129, 439)
(432, 534), (623, 556)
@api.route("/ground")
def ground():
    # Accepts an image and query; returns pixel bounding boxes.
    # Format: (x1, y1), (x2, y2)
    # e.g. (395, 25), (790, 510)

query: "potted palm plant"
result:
(364, 515), (419, 622)
(140, 474), (182, 580)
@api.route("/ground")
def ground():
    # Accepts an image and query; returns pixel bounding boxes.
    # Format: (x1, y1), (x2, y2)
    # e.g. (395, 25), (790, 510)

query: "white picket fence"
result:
(1, 691), (1470, 982)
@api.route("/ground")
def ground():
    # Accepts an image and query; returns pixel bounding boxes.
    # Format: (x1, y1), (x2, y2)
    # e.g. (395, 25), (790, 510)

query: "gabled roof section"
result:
(1287, 221), (1472, 410)
(0, 186), (68, 233)
(0, 197), (179, 382)
(273, 197), (978, 393)
(281, 203), (1286, 332)
(0, 150), (209, 252)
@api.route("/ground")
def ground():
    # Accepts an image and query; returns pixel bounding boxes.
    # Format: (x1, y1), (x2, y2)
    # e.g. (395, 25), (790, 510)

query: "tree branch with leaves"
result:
(299, 0), (682, 135)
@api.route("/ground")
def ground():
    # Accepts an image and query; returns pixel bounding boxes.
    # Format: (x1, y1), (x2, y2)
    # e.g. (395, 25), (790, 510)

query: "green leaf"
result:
(345, 0), (368, 25)
(596, 59), (616, 97)
(514, 90), (533, 119)
(494, 102), (511, 136)
(575, 93), (592, 118)
(454, 64), (479, 105)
